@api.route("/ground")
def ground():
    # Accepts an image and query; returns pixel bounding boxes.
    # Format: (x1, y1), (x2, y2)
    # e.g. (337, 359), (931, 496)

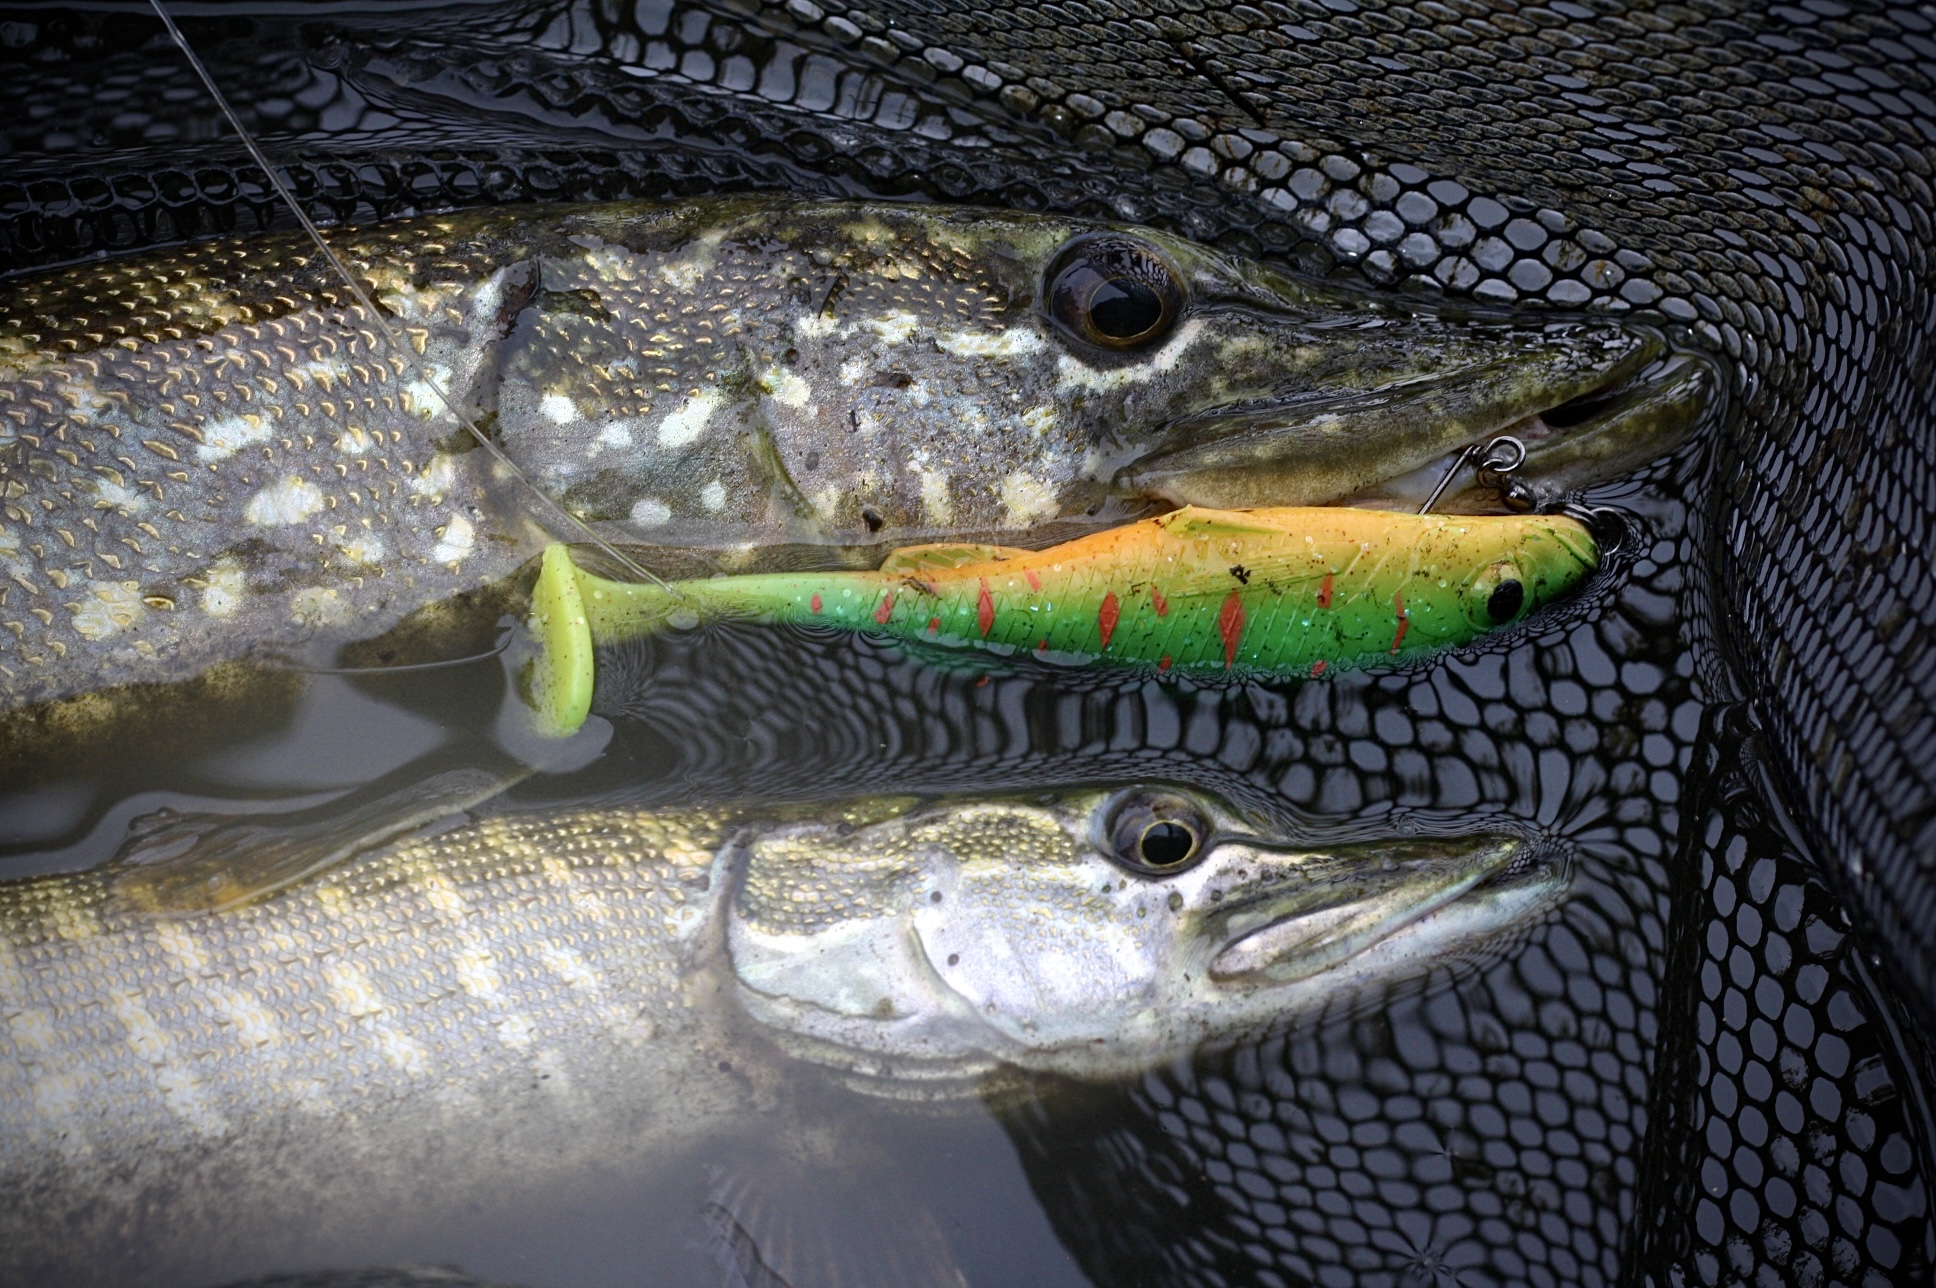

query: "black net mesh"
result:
(4, 2), (1932, 1283)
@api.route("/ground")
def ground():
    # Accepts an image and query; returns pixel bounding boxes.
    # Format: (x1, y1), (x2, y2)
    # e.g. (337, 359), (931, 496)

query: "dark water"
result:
(2, 4), (1930, 1286)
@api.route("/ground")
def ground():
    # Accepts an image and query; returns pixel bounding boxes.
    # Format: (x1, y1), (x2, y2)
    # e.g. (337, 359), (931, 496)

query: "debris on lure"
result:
(531, 506), (1599, 733)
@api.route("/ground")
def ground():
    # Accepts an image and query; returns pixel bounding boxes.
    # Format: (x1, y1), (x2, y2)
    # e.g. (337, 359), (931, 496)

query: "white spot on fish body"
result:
(1021, 405), (1056, 436)
(402, 362), (456, 423)
(538, 941), (601, 992)
(201, 559), (246, 618)
(657, 388), (722, 448)
(918, 468), (955, 524)
(793, 313), (839, 339)
(496, 1015), (535, 1051)
(999, 471), (1060, 526)
(155, 922), (209, 973)
(432, 514), (475, 564)
(88, 476), (144, 511)
(196, 414), (272, 465)
(71, 581), (145, 641)
(411, 453), (462, 500)
(216, 990), (282, 1049)
(863, 312), (922, 345)
(338, 531), (388, 564)
(291, 586), (350, 627)
(760, 365), (815, 409)
(324, 961), (386, 1018)
(837, 357), (871, 387)
(379, 1030), (430, 1078)
(111, 990), (227, 1137)
(653, 230), (725, 293)
(936, 327), (1045, 359)
(454, 946), (504, 1000)
(245, 476), (326, 526)
(629, 498), (673, 528)
(1055, 317), (1207, 392)
(700, 480), (728, 512)
(598, 421), (634, 450)
(541, 393), (578, 424)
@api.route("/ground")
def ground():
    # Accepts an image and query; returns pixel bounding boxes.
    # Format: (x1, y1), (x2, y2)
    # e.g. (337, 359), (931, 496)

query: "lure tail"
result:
(529, 544), (709, 734)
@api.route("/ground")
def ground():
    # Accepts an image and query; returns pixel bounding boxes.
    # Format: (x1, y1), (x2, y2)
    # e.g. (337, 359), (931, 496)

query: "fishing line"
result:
(147, 0), (678, 596)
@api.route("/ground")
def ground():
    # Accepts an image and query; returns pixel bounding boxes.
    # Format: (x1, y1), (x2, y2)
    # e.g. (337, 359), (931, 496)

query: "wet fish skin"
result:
(0, 787), (1556, 1282)
(0, 197), (1648, 713)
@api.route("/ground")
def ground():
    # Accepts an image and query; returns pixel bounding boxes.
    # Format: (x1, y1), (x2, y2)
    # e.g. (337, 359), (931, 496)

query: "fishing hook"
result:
(1555, 503), (1630, 557)
(146, 1), (682, 598)
(1418, 435), (1528, 515)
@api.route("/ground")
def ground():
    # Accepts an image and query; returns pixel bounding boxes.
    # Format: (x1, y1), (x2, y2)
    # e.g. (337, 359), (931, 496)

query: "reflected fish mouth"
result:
(1205, 835), (1532, 984)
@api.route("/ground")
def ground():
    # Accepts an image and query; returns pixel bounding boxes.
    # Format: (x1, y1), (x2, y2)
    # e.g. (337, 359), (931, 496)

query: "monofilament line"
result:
(148, 0), (677, 594)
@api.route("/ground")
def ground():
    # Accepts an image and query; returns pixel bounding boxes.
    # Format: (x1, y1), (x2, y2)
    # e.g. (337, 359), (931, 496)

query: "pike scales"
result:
(0, 197), (1655, 712)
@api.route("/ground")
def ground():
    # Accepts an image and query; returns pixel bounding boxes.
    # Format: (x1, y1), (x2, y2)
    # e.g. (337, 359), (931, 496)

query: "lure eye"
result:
(1465, 562), (1530, 628)
(1045, 235), (1184, 351)
(1487, 579), (1525, 623)
(1103, 792), (1208, 875)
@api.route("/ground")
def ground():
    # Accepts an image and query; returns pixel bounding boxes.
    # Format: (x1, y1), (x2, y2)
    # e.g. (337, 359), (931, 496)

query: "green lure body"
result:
(533, 506), (1597, 733)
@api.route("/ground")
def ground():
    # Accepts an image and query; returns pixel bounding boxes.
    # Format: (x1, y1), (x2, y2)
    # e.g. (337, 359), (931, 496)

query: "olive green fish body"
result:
(570, 506), (1598, 678)
(0, 198), (1652, 714)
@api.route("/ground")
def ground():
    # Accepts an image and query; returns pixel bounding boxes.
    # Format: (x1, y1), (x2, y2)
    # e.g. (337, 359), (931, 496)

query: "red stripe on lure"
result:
(1098, 591), (1120, 649)
(874, 590), (895, 625)
(1390, 592), (1409, 655)
(1317, 574), (1334, 609)
(977, 578), (995, 637)
(1218, 590), (1246, 668)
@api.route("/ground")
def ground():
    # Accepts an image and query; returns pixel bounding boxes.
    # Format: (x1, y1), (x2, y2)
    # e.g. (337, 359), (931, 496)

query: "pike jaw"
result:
(725, 789), (1568, 1085)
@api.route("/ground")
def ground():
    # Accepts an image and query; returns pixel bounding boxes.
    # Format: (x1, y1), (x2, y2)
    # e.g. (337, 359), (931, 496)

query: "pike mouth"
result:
(1345, 348), (1715, 513)
(1112, 325), (1700, 512)
(1205, 835), (1552, 985)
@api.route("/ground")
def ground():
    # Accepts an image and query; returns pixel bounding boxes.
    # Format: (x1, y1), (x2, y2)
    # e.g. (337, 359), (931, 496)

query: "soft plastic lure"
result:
(531, 506), (1598, 733)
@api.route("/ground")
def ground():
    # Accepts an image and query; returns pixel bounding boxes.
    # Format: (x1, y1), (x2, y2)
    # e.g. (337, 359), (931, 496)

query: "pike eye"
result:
(1103, 792), (1208, 875)
(1046, 236), (1184, 351)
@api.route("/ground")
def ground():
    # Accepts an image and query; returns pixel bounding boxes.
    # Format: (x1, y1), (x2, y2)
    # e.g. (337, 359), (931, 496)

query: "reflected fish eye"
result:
(1046, 236), (1184, 351)
(1103, 792), (1209, 875)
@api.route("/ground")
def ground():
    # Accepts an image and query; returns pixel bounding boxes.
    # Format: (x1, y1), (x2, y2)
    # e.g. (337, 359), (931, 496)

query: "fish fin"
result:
(704, 1153), (968, 1288)
(107, 767), (516, 916)
(878, 543), (1031, 573)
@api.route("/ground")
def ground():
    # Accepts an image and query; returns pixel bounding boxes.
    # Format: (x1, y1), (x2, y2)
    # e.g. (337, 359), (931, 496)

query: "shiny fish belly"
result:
(0, 198), (1651, 713)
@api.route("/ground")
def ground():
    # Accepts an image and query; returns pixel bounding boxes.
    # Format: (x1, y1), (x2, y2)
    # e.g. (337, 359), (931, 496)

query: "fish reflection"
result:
(0, 785), (1564, 1284)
